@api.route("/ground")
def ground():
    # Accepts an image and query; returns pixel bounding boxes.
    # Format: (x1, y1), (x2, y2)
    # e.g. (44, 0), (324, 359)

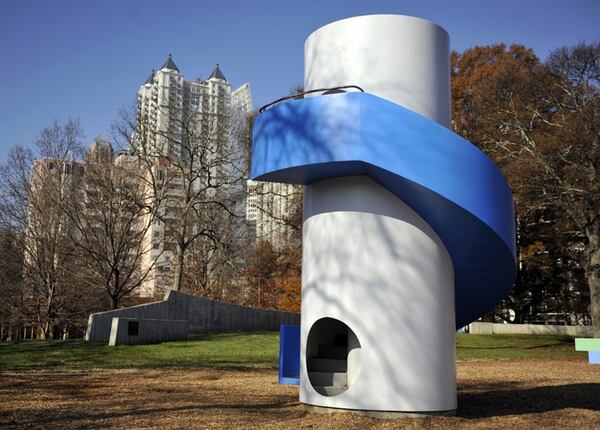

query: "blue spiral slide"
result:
(251, 92), (517, 329)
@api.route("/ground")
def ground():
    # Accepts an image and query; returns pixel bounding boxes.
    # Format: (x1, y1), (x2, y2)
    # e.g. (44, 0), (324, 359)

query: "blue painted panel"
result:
(589, 351), (600, 364)
(279, 325), (300, 385)
(252, 93), (517, 328)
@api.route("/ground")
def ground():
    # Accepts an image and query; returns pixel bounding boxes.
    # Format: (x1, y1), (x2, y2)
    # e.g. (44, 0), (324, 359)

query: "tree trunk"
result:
(110, 295), (118, 310)
(258, 279), (261, 308)
(42, 320), (51, 340)
(585, 222), (600, 337)
(174, 245), (185, 291)
(111, 270), (120, 310)
(42, 283), (55, 340)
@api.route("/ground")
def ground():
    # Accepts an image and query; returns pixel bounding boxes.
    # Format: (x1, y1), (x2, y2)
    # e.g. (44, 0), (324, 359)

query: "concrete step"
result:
(313, 385), (348, 396)
(307, 358), (347, 372)
(318, 345), (347, 359)
(308, 371), (347, 387)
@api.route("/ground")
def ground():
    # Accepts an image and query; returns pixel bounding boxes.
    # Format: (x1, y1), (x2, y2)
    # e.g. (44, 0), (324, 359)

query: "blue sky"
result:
(0, 0), (598, 162)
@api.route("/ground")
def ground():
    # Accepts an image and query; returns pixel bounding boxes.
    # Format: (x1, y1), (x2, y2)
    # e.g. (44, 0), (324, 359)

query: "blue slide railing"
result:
(252, 92), (517, 328)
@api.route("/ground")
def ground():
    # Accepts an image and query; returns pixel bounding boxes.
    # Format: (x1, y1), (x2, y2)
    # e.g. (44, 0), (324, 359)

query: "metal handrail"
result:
(258, 85), (364, 113)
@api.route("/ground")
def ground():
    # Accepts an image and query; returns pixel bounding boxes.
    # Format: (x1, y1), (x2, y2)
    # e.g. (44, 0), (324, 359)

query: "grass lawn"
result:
(0, 332), (279, 372)
(0, 332), (587, 372)
(456, 333), (583, 360)
(1, 333), (595, 429)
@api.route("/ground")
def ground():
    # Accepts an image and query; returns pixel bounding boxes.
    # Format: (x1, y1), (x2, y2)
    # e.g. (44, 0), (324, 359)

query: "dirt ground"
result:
(1, 359), (598, 429)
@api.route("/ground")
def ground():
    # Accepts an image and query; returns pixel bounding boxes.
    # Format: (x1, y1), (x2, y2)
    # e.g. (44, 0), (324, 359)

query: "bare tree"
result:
(0, 228), (25, 340)
(181, 223), (243, 300)
(452, 43), (600, 332)
(63, 146), (159, 309)
(0, 119), (95, 339)
(112, 93), (248, 292)
(545, 42), (600, 334)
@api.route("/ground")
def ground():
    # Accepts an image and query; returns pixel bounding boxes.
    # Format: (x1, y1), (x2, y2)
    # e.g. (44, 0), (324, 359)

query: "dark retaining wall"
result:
(86, 290), (300, 342)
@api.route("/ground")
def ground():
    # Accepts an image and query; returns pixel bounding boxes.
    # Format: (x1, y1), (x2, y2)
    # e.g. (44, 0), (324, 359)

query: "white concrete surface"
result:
(300, 15), (456, 413)
(86, 290), (300, 343)
(469, 322), (595, 337)
(305, 14), (451, 128)
(108, 317), (188, 346)
(300, 176), (456, 412)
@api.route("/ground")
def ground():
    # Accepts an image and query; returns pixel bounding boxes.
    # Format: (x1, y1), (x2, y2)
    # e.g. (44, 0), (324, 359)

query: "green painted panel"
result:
(575, 338), (600, 351)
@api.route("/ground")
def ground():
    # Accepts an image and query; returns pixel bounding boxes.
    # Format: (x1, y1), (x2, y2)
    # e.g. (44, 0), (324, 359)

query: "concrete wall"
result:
(86, 290), (300, 342)
(305, 14), (451, 129)
(300, 16), (456, 414)
(108, 318), (188, 346)
(302, 176), (457, 413)
(468, 322), (595, 337)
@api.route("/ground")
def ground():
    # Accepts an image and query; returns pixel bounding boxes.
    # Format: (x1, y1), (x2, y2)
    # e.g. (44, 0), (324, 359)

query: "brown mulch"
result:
(0, 360), (598, 429)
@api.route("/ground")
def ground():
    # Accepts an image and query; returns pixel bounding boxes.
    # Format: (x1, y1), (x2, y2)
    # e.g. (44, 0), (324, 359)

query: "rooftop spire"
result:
(144, 69), (155, 85)
(161, 54), (180, 72)
(209, 63), (226, 81)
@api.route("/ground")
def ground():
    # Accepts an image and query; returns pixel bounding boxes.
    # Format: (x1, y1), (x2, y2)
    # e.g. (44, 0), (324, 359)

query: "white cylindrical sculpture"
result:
(300, 15), (457, 414)
(304, 14), (451, 128)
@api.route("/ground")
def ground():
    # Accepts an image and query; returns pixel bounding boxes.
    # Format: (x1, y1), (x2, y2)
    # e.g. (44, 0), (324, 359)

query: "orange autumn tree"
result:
(245, 238), (301, 311)
(274, 245), (301, 312)
(246, 241), (279, 309)
(452, 43), (599, 330)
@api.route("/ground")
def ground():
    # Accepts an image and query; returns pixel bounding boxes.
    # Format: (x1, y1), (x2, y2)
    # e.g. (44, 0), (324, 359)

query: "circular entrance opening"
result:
(306, 317), (361, 396)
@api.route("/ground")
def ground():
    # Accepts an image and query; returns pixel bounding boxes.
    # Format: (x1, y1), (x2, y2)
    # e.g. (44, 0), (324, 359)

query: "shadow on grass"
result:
(0, 400), (298, 429)
(459, 342), (569, 350)
(458, 383), (600, 418)
(0, 339), (87, 351)
(0, 332), (280, 372)
(457, 335), (575, 350)
(2, 366), (598, 428)
(3, 383), (598, 427)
